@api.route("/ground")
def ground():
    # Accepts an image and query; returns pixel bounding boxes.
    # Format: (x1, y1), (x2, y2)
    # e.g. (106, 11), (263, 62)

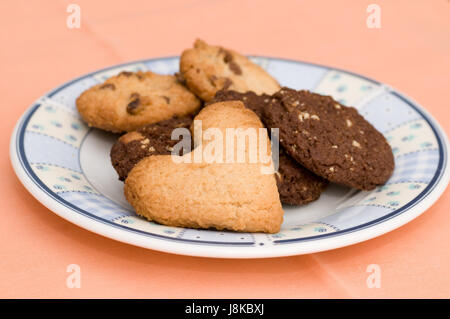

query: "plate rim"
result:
(10, 56), (450, 258)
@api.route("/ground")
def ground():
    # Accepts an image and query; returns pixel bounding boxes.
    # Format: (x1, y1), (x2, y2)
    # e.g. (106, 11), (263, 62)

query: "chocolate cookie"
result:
(76, 71), (201, 132)
(180, 39), (280, 102)
(110, 116), (193, 181)
(210, 89), (328, 205)
(263, 88), (394, 190)
(276, 150), (328, 205)
(208, 89), (271, 118)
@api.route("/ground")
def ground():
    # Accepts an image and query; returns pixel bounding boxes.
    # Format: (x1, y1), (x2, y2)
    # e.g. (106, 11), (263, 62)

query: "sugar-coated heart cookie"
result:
(124, 101), (283, 233)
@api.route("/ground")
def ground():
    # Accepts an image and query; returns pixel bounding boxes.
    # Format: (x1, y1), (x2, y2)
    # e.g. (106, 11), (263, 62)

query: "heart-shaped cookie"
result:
(124, 101), (284, 233)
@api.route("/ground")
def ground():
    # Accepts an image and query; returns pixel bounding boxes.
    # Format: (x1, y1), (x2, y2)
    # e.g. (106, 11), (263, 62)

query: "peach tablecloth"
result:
(1, 0), (449, 298)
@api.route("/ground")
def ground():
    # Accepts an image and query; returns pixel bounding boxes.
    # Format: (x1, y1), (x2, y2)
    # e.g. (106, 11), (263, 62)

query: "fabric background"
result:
(1, 0), (449, 298)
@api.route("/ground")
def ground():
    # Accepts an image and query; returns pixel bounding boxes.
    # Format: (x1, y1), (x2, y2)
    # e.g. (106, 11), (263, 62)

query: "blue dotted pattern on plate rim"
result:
(14, 56), (448, 246)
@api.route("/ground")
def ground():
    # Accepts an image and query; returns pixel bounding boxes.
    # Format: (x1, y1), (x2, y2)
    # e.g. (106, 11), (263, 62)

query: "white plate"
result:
(10, 57), (450, 258)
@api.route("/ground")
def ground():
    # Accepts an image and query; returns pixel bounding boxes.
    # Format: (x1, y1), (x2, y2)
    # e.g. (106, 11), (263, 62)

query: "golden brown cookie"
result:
(76, 71), (201, 132)
(124, 101), (284, 233)
(179, 39), (280, 102)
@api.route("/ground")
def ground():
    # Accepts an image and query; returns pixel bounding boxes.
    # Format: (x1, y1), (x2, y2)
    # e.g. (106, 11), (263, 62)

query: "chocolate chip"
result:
(218, 48), (241, 74)
(228, 61), (242, 75)
(119, 71), (133, 77)
(127, 99), (140, 114)
(162, 96), (170, 104)
(175, 72), (186, 85)
(208, 75), (218, 87)
(99, 83), (115, 90)
(219, 48), (233, 63)
(222, 78), (233, 90)
(127, 93), (141, 114)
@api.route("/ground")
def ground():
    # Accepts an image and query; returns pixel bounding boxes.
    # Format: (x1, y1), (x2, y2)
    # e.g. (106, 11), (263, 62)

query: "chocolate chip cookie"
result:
(76, 71), (201, 132)
(180, 39), (280, 102)
(263, 88), (394, 190)
(110, 116), (193, 181)
(210, 89), (328, 204)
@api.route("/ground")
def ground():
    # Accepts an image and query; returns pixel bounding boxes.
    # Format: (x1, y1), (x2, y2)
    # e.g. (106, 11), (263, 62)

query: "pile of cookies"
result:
(76, 39), (394, 233)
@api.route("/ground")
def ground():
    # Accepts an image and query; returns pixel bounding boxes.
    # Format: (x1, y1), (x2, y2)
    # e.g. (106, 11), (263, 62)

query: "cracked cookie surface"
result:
(180, 39), (280, 102)
(263, 88), (394, 190)
(76, 71), (201, 132)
